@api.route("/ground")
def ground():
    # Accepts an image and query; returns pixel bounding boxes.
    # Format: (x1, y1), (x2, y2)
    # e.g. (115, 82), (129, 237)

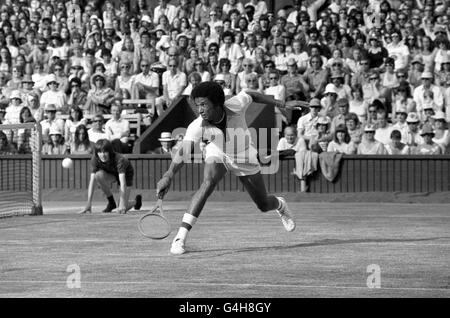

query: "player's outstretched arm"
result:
(245, 91), (285, 109)
(156, 140), (195, 198)
(79, 173), (96, 214)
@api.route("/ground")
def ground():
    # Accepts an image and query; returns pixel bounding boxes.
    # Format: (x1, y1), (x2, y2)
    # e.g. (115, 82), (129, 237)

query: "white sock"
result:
(175, 213), (197, 241)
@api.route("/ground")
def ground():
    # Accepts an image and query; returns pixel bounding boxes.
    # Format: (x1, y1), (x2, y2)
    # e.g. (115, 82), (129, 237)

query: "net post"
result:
(32, 122), (43, 215)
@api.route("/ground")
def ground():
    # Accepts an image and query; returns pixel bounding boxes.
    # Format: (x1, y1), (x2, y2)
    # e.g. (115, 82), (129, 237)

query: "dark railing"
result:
(2, 155), (449, 193)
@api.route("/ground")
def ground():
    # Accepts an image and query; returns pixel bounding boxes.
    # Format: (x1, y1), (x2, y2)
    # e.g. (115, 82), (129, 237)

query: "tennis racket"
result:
(138, 199), (171, 239)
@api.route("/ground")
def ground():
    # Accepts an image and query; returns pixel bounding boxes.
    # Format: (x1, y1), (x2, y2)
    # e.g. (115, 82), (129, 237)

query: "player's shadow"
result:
(186, 237), (450, 258)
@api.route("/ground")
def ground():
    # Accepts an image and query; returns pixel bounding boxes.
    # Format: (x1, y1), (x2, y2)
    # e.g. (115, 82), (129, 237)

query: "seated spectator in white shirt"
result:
(214, 74), (233, 97)
(413, 72), (444, 118)
(40, 104), (65, 143)
(297, 98), (322, 142)
(42, 126), (68, 155)
(104, 102), (130, 154)
(385, 129), (410, 155)
(414, 124), (443, 155)
(327, 124), (356, 154)
(40, 74), (67, 114)
(404, 112), (424, 149)
(155, 58), (187, 115)
(357, 124), (387, 154)
(374, 109), (393, 145)
(3, 90), (24, 125)
(264, 70), (286, 132)
(277, 126), (307, 158)
(88, 114), (108, 143)
(131, 59), (159, 100)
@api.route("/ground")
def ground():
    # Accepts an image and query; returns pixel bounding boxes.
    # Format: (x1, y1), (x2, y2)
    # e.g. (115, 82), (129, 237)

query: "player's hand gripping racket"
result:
(138, 198), (171, 239)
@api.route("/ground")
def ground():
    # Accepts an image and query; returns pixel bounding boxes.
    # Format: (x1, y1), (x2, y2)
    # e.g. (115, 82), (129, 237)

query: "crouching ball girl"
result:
(79, 139), (142, 214)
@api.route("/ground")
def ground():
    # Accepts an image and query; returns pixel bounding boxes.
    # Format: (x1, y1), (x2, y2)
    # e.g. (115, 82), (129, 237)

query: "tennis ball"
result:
(62, 157), (74, 169)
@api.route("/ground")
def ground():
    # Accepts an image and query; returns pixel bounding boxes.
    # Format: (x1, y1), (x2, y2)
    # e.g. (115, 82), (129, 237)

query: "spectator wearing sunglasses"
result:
(88, 114), (108, 143)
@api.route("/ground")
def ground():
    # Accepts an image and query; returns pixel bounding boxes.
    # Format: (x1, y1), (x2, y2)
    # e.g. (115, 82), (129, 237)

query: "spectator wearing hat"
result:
(413, 71), (444, 117)
(309, 116), (332, 153)
(303, 55), (328, 98)
(392, 106), (409, 144)
(212, 73), (232, 96)
(321, 83), (339, 118)
(414, 124), (442, 155)
(385, 130), (410, 155)
(297, 98), (325, 142)
(84, 73), (115, 115)
(42, 126), (68, 155)
(327, 124), (356, 154)
(405, 112), (424, 148)
(435, 53), (450, 87)
(40, 74), (67, 114)
(40, 104), (65, 143)
(357, 124), (387, 155)
(432, 111), (450, 154)
(409, 56), (425, 89)
(151, 132), (176, 155)
(20, 75), (41, 106)
(154, 0), (178, 25)
(218, 31), (244, 75)
(3, 90), (24, 127)
(331, 98), (350, 133)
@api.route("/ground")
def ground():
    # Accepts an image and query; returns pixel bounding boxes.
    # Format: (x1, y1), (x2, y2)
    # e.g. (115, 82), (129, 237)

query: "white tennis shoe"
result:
(170, 237), (186, 255)
(276, 197), (296, 232)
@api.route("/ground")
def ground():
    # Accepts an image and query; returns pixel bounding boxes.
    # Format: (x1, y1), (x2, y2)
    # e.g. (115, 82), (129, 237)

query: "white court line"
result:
(0, 280), (448, 292)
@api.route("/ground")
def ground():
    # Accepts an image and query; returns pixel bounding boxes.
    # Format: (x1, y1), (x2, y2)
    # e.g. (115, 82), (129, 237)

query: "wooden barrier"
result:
(2, 154), (448, 193)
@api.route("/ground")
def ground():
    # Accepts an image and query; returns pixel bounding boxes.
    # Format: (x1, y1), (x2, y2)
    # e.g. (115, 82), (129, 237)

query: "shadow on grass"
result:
(185, 237), (450, 258)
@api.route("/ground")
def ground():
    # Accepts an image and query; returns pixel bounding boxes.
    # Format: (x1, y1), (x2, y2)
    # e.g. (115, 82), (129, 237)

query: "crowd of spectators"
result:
(0, 0), (449, 157)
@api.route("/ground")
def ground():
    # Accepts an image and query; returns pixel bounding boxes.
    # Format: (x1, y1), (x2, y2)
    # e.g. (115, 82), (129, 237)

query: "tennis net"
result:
(0, 122), (43, 218)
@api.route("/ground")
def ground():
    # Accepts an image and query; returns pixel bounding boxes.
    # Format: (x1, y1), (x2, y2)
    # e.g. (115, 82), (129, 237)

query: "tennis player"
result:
(79, 139), (142, 214)
(157, 82), (296, 255)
